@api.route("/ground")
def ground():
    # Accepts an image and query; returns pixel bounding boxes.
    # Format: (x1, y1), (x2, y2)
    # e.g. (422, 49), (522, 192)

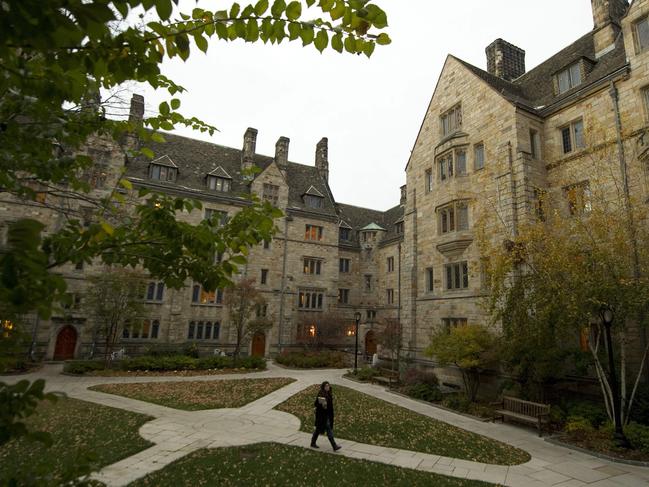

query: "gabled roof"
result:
(361, 222), (386, 231)
(207, 166), (232, 179)
(150, 154), (178, 168)
(303, 185), (324, 197)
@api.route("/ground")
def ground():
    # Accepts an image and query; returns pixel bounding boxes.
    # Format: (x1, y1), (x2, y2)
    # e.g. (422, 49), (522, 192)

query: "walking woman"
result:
(310, 381), (341, 451)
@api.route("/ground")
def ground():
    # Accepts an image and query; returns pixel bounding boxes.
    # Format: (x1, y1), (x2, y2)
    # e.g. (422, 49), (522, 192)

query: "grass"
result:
(0, 397), (152, 484)
(129, 443), (496, 487)
(275, 384), (530, 466)
(91, 377), (295, 411)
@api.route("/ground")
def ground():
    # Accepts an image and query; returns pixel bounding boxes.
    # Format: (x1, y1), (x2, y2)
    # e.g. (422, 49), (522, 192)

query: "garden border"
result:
(544, 436), (649, 467)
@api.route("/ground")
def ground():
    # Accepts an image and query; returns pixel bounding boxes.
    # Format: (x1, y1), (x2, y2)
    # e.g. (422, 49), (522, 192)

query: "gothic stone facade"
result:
(3, 0), (648, 366)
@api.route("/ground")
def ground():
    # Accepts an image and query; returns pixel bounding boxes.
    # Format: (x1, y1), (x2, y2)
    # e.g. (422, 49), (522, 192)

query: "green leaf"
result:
(285, 1), (302, 21)
(119, 179), (133, 190)
(376, 32), (391, 45)
(246, 20), (260, 42)
(155, 0), (173, 20)
(331, 32), (343, 53)
(230, 3), (241, 18)
(141, 147), (155, 159)
(100, 221), (114, 236)
(314, 30), (328, 53)
(170, 98), (181, 110)
(300, 24), (314, 46)
(362, 40), (375, 58)
(194, 33), (208, 52)
(344, 34), (356, 53)
(271, 0), (286, 17)
(254, 0), (269, 15)
(331, 1), (346, 20)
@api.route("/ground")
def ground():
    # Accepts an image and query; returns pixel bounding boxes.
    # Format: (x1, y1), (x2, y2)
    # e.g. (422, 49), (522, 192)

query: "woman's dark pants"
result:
(311, 419), (336, 447)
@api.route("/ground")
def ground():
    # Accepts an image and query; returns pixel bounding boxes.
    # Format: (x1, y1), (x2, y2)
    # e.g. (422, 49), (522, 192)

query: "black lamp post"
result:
(601, 306), (629, 448)
(354, 312), (361, 373)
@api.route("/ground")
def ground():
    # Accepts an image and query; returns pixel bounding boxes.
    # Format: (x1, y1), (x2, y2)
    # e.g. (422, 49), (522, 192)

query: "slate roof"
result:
(336, 202), (404, 245)
(453, 30), (628, 114)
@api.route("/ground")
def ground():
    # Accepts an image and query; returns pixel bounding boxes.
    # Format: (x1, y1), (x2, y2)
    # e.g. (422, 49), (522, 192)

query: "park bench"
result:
(372, 367), (399, 386)
(493, 396), (551, 437)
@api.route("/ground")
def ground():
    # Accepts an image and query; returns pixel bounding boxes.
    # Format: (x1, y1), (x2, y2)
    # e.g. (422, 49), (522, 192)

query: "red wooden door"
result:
(53, 325), (77, 360)
(365, 330), (377, 356)
(251, 332), (266, 357)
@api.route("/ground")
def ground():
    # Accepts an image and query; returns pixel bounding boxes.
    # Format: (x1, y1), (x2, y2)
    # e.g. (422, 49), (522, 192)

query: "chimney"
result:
(241, 127), (258, 172)
(591, 0), (628, 56)
(486, 39), (526, 81)
(315, 137), (329, 182)
(275, 136), (289, 168)
(128, 94), (145, 124)
(400, 185), (407, 206)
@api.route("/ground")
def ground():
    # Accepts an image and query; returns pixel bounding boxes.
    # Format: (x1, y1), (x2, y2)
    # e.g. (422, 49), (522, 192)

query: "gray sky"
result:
(138, 0), (594, 211)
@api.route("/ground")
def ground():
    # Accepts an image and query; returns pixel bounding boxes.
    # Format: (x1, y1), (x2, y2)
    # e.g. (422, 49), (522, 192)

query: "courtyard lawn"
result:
(129, 443), (496, 487)
(0, 397), (152, 484)
(91, 377), (295, 411)
(275, 384), (530, 466)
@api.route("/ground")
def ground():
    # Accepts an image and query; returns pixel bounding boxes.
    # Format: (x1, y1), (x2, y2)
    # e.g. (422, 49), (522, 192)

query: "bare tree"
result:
(224, 278), (272, 364)
(378, 318), (402, 383)
(85, 267), (146, 366)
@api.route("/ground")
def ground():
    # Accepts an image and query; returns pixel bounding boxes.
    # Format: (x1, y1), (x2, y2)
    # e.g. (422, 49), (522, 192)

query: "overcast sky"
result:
(136, 0), (594, 211)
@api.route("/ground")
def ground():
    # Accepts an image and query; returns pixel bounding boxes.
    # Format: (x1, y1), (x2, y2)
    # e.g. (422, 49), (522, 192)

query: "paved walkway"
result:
(4, 364), (649, 486)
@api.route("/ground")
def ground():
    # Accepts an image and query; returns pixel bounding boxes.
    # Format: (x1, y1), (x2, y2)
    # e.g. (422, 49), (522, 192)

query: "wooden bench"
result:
(372, 367), (399, 386)
(493, 396), (550, 437)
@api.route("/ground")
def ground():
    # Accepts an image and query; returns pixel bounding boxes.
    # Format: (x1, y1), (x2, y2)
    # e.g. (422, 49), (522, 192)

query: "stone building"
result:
(400, 0), (649, 373)
(3, 0), (648, 367)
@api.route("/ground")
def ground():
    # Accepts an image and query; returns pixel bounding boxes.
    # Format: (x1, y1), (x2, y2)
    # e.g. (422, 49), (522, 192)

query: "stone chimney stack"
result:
(315, 137), (329, 182)
(486, 39), (526, 81)
(275, 136), (290, 168)
(591, 0), (628, 56)
(400, 185), (407, 206)
(241, 127), (258, 172)
(129, 94), (145, 124)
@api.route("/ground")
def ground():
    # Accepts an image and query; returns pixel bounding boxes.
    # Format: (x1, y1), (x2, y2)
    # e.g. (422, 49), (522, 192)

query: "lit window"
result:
(444, 261), (469, 290)
(305, 225), (323, 241)
(440, 104), (462, 137)
(474, 143), (485, 170)
(561, 119), (585, 154)
(556, 63), (582, 94)
(635, 16), (649, 52)
(207, 176), (231, 192)
(191, 284), (223, 305)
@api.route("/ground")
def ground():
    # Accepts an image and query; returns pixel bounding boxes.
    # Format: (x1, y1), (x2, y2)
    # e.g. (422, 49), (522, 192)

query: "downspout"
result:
(277, 215), (291, 354)
(507, 141), (519, 237)
(609, 80), (648, 382)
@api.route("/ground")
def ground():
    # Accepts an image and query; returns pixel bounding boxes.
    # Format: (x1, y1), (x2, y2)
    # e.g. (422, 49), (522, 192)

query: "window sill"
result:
(191, 303), (223, 307)
(144, 300), (164, 305)
(297, 309), (324, 312)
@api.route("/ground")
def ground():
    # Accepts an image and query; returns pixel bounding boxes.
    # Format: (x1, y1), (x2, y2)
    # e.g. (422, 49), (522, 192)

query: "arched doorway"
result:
(365, 330), (377, 357)
(251, 332), (266, 357)
(53, 325), (77, 360)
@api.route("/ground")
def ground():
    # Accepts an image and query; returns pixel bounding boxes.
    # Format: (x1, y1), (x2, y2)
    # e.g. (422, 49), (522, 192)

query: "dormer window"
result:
(556, 62), (582, 94)
(395, 221), (404, 234)
(303, 185), (325, 209)
(208, 176), (230, 192)
(206, 166), (232, 192)
(149, 155), (178, 182)
(440, 104), (462, 137)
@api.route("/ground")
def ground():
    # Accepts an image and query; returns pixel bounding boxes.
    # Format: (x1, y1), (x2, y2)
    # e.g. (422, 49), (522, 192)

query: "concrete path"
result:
(3, 364), (649, 486)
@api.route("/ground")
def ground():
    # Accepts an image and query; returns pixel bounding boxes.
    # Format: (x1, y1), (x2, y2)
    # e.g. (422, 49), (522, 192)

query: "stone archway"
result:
(53, 325), (78, 361)
(251, 332), (266, 357)
(365, 330), (377, 357)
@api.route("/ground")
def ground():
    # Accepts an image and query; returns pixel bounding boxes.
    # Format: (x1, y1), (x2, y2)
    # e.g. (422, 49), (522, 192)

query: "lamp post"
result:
(354, 312), (361, 374)
(601, 306), (629, 448)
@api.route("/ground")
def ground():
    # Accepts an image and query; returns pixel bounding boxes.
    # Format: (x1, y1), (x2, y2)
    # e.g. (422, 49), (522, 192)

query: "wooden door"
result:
(365, 330), (377, 356)
(251, 332), (266, 357)
(53, 325), (77, 360)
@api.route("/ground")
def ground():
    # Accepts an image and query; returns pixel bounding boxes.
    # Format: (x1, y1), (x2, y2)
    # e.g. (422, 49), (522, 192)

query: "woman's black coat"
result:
(314, 393), (334, 434)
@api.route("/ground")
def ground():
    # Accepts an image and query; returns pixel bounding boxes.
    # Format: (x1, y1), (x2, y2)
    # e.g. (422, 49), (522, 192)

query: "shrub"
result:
(564, 416), (595, 439)
(402, 367), (439, 387)
(351, 367), (380, 382)
(235, 355), (266, 370)
(442, 393), (472, 413)
(629, 388), (649, 426)
(625, 422), (649, 454)
(565, 401), (608, 429)
(275, 351), (348, 369)
(183, 343), (200, 358)
(143, 345), (184, 357)
(63, 360), (106, 375)
(407, 383), (442, 402)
